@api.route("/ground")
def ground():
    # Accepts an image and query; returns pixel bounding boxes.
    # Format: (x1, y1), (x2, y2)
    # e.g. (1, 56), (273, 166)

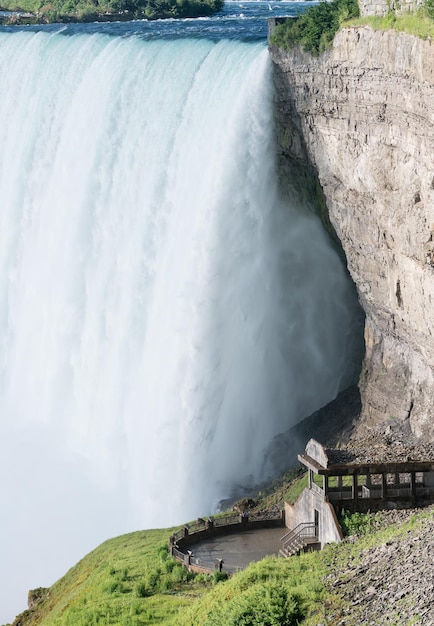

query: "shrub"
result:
(270, 0), (360, 55)
(195, 573), (213, 585)
(171, 564), (189, 583)
(135, 582), (148, 598)
(213, 570), (229, 584)
(0, 0), (223, 23)
(205, 582), (305, 626)
(157, 544), (169, 562)
(159, 578), (173, 591)
(121, 568), (129, 581)
(105, 580), (125, 594)
(425, 0), (434, 17)
(146, 568), (162, 590)
(339, 510), (373, 536)
(163, 557), (177, 573)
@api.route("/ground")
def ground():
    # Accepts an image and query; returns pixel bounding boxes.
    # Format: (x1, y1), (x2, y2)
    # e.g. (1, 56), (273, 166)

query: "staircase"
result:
(279, 522), (320, 557)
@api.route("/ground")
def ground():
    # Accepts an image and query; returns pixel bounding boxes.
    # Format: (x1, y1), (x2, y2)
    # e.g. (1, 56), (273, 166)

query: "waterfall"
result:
(0, 31), (361, 620)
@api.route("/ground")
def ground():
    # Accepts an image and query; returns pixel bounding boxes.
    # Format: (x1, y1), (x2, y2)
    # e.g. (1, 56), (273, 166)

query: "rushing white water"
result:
(0, 29), (361, 621)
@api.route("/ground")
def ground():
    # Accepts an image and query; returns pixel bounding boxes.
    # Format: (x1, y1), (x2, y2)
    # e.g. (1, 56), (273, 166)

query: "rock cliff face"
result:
(270, 27), (434, 440)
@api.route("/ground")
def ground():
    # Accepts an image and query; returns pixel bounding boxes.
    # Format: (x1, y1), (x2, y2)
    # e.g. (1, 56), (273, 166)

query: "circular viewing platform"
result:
(170, 511), (285, 574)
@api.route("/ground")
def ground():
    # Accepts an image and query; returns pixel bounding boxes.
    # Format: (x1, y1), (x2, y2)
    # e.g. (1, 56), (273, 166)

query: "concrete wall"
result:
(305, 439), (328, 467)
(285, 488), (343, 547)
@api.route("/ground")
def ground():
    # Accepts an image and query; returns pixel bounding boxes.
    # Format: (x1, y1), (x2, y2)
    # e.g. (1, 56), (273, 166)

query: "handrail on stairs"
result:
(280, 521), (317, 552)
(280, 521), (317, 542)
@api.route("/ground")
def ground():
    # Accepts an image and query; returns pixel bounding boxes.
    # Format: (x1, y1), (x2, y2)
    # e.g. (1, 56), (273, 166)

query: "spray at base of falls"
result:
(0, 31), (362, 621)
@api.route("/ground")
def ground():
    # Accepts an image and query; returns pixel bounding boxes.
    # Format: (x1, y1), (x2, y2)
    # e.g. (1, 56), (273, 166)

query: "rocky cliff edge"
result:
(270, 27), (434, 441)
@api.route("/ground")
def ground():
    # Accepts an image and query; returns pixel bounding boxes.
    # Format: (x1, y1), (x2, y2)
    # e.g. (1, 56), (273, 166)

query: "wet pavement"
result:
(187, 527), (285, 573)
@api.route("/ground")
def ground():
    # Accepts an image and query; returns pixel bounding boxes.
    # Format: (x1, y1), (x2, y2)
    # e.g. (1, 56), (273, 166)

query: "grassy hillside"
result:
(346, 10), (434, 37)
(10, 528), (202, 626)
(8, 467), (434, 626)
(175, 554), (326, 626)
(8, 524), (328, 626)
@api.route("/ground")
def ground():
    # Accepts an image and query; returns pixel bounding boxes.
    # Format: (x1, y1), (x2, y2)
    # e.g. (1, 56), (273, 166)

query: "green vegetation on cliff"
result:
(8, 528), (328, 626)
(346, 8), (434, 38)
(8, 460), (434, 626)
(270, 0), (434, 54)
(9, 528), (199, 625)
(269, 0), (359, 55)
(177, 554), (325, 626)
(0, 0), (223, 24)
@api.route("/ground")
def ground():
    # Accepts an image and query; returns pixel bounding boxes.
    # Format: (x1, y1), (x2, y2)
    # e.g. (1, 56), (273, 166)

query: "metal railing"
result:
(280, 521), (317, 554)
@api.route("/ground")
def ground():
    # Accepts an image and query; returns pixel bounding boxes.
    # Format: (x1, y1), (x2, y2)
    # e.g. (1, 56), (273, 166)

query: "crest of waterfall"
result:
(0, 31), (362, 621)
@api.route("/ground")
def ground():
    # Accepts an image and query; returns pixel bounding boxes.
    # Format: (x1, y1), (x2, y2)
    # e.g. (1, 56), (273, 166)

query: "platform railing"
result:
(170, 509), (284, 573)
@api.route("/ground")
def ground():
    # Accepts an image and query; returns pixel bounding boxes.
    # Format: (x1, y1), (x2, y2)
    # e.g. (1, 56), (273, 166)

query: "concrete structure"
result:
(281, 438), (434, 556)
(170, 511), (285, 574)
(300, 438), (434, 514)
(185, 527), (285, 575)
(283, 485), (343, 555)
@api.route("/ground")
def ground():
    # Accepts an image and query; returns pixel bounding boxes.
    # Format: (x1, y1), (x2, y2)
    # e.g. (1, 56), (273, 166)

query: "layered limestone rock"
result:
(270, 27), (434, 439)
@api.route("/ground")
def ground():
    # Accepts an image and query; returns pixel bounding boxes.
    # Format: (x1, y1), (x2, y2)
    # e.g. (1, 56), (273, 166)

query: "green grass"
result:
(251, 467), (308, 510)
(328, 475), (354, 487)
(15, 528), (208, 626)
(346, 9), (434, 38)
(175, 554), (328, 626)
(12, 522), (329, 626)
(176, 506), (434, 626)
(11, 468), (434, 626)
(285, 472), (308, 504)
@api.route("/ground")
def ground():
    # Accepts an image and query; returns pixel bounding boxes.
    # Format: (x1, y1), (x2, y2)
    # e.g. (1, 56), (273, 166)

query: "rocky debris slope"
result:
(325, 506), (434, 625)
(270, 28), (434, 441)
(330, 422), (434, 465)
